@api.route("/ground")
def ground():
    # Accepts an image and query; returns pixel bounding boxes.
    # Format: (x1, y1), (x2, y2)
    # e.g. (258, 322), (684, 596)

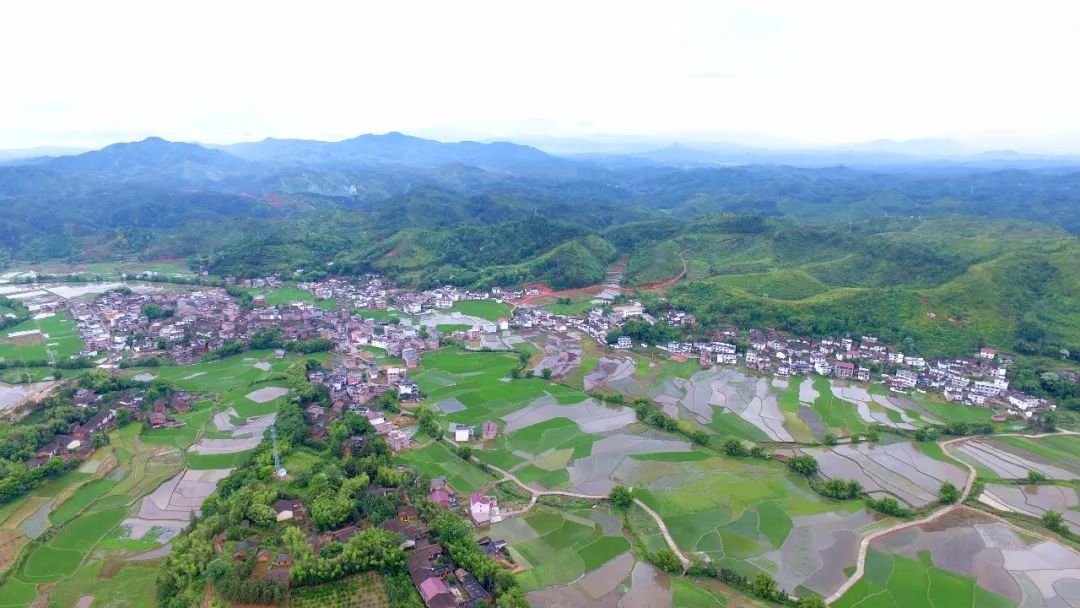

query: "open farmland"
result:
(35, 311), (84, 361)
(395, 441), (496, 493)
(446, 299), (511, 322)
(833, 508), (1080, 608)
(0, 425), (185, 608)
(787, 442), (969, 508)
(488, 505), (631, 592)
(953, 438), (1080, 480)
(623, 449), (888, 598)
(980, 483), (1080, 533)
(238, 285), (316, 305)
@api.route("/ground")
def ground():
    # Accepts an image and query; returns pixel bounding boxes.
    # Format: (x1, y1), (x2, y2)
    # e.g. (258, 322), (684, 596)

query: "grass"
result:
(832, 549), (1015, 608)
(394, 442), (495, 493)
(240, 285), (315, 305)
(446, 299), (511, 322)
(544, 299), (597, 316)
(354, 308), (403, 322)
(36, 312), (84, 361)
(436, 323), (472, 334)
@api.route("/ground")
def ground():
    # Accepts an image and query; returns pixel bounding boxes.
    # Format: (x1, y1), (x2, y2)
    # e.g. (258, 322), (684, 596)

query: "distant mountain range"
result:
(9, 133), (1080, 175)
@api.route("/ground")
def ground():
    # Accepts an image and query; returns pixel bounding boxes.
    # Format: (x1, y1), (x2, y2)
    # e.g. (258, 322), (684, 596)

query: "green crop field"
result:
(394, 441), (495, 493)
(908, 393), (995, 424)
(0, 319), (46, 363)
(500, 507), (630, 591)
(290, 572), (390, 608)
(187, 450), (254, 469)
(48, 478), (117, 525)
(446, 299), (511, 322)
(832, 549), (1014, 608)
(808, 376), (868, 435)
(629, 450), (861, 559)
(672, 577), (732, 608)
(994, 435), (1080, 466)
(543, 299), (596, 316)
(436, 323), (472, 334)
(505, 417), (599, 456)
(413, 348), (586, 426)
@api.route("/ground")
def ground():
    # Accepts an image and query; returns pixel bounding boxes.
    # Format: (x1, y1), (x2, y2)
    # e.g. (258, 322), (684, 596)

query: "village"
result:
(1, 272), (1069, 608)
(15, 272), (1056, 472)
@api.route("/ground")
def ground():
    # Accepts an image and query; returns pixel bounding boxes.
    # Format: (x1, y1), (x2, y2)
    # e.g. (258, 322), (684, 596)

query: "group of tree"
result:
(721, 436), (770, 460)
(630, 398), (710, 445)
(0, 371), (164, 504)
(817, 478), (863, 500)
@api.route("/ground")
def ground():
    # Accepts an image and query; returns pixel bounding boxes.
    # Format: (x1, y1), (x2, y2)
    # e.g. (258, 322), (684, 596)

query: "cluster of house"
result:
(655, 331), (1054, 418)
(427, 476), (501, 527)
(224, 480), (508, 608)
(29, 389), (118, 467)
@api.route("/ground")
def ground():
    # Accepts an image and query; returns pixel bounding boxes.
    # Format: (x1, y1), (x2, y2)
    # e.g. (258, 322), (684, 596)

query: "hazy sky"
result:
(4, 0), (1080, 151)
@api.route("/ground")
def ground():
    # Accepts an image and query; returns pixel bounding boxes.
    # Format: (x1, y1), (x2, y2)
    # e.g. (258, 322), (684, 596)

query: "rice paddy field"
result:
(0, 424), (183, 608)
(488, 505), (631, 592)
(0, 348), (329, 607)
(832, 508), (1080, 608)
(624, 449), (894, 598)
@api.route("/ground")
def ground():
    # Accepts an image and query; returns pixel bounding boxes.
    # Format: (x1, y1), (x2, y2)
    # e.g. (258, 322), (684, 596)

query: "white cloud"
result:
(2, 0), (1079, 151)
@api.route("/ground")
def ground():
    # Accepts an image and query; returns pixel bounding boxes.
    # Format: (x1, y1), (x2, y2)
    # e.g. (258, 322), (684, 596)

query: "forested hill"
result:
(1, 134), (1080, 358)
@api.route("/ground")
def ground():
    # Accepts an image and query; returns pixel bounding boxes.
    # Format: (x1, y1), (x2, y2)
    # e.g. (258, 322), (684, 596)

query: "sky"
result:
(3, 0), (1080, 152)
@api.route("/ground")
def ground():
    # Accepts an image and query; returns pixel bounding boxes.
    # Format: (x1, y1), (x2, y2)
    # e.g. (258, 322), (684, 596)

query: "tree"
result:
(609, 485), (633, 510)
(939, 481), (960, 504)
(914, 426), (940, 442)
(788, 455), (819, 476)
(751, 572), (779, 599)
(652, 549), (683, 573)
(866, 428), (881, 443)
(800, 594), (827, 608)
(250, 327), (284, 350)
(541, 368), (553, 380)
(310, 493), (353, 531)
(417, 406), (441, 439)
(1043, 510), (1067, 534)
(722, 437), (748, 457)
(823, 432), (838, 446)
(1028, 470), (1048, 483)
